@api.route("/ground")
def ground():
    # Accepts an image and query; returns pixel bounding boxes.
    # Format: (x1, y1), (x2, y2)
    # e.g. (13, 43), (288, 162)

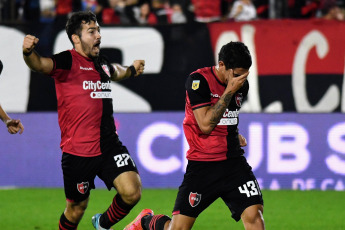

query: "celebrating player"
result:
(23, 11), (144, 230)
(125, 41), (265, 230)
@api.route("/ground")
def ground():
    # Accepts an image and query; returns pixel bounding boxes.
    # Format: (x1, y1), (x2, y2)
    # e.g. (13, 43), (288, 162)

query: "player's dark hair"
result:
(65, 11), (97, 46)
(218, 41), (252, 70)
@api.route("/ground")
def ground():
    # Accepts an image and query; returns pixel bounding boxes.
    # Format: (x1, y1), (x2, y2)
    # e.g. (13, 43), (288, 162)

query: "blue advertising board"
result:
(0, 112), (344, 190)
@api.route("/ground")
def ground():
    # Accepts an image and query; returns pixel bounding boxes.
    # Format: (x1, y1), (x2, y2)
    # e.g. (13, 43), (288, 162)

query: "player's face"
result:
(79, 21), (101, 58)
(222, 67), (248, 85)
(232, 68), (248, 77)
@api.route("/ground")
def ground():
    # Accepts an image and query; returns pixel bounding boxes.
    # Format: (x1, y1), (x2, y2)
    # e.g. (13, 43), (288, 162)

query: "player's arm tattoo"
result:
(209, 91), (233, 127)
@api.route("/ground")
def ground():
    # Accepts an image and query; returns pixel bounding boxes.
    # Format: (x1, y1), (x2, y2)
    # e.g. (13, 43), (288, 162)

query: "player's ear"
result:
(218, 61), (225, 69)
(72, 34), (80, 45)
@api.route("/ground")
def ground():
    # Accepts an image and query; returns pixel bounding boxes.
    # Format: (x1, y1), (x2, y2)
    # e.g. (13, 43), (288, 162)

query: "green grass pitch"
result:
(1, 188), (345, 229)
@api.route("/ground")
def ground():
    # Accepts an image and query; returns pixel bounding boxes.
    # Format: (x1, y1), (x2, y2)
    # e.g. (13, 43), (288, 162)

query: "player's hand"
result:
(238, 134), (247, 147)
(226, 69), (248, 93)
(6, 119), (24, 134)
(23, 35), (39, 54)
(132, 60), (145, 77)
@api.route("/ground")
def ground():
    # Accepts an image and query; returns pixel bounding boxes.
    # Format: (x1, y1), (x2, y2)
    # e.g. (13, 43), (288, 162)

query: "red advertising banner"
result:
(208, 20), (345, 113)
(207, 20), (345, 75)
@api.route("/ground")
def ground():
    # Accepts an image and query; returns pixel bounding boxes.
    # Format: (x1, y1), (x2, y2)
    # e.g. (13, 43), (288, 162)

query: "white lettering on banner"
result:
(269, 179), (281, 190)
(293, 30), (340, 112)
(132, 119), (345, 190)
(214, 26), (345, 113)
(0, 27), (30, 112)
(326, 122), (345, 175)
(137, 122), (182, 174)
(258, 178), (345, 191)
(267, 123), (310, 173)
(246, 123), (263, 171)
(321, 178), (333, 190)
(292, 178), (316, 190)
(320, 179), (345, 191)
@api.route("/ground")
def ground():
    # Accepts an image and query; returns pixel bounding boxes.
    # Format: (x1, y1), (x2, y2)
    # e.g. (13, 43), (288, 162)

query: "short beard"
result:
(81, 40), (99, 59)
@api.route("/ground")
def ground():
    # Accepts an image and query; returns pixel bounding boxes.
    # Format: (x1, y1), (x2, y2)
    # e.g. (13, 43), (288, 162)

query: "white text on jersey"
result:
(80, 66), (94, 71)
(83, 81), (111, 91)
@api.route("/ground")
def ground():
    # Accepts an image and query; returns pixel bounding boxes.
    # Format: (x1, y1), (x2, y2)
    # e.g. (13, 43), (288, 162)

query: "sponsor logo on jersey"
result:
(223, 108), (239, 118)
(83, 81), (112, 91)
(90, 91), (112, 99)
(83, 80), (112, 99)
(235, 93), (243, 107)
(80, 66), (94, 71)
(189, 192), (201, 207)
(77, 182), (89, 194)
(210, 93), (220, 98)
(218, 118), (238, 125)
(192, 80), (200, 90)
(218, 109), (239, 125)
(102, 64), (111, 77)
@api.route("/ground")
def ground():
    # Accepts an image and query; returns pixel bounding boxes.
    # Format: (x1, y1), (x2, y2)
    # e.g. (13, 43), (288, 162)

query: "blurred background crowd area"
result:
(0, 0), (345, 25)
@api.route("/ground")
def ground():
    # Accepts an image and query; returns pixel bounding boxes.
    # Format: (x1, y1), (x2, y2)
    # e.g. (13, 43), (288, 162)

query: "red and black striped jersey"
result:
(183, 66), (249, 161)
(50, 49), (118, 157)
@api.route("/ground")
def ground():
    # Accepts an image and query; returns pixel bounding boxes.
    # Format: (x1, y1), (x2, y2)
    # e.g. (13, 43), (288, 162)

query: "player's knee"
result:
(66, 203), (88, 223)
(121, 186), (142, 205)
(74, 206), (87, 218)
(242, 205), (264, 226)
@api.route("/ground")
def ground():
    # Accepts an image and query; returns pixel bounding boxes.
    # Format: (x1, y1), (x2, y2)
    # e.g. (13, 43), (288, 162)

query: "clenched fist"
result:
(23, 35), (39, 55)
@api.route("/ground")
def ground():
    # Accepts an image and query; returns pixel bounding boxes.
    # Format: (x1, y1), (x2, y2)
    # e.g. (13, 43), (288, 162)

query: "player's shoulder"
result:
(191, 66), (212, 76)
(52, 50), (72, 70)
(188, 67), (213, 81)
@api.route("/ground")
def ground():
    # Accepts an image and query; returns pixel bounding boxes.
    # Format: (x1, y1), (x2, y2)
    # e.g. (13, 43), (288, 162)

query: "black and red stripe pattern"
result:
(58, 214), (78, 230)
(100, 194), (134, 228)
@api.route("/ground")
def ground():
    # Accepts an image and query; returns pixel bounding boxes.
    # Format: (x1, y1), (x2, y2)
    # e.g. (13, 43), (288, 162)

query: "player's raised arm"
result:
(22, 35), (54, 75)
(193, 68), (248, 134)
(111, 60), (145, 81)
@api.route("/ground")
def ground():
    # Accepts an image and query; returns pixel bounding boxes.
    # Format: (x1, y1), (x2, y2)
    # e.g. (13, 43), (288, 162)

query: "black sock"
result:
(142, 214), (171, 230)
(59, 213), (78, 230)
(99, 194), (135, 228)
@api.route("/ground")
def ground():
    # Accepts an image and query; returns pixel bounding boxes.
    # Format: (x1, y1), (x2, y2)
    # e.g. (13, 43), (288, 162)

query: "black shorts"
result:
(61, 144), (138, 203)
(173, 156), (263, 222)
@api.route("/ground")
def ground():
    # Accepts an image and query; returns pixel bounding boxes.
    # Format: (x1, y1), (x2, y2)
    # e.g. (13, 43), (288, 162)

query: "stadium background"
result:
(1, 20), (345, 191)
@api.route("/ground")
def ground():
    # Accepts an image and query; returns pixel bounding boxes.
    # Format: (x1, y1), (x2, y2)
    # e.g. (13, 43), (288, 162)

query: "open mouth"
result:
(93, 41), (101, 50)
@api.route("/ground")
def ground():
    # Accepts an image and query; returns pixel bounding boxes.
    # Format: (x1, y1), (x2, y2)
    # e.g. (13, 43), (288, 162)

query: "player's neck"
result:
(214, 65), (226, 84)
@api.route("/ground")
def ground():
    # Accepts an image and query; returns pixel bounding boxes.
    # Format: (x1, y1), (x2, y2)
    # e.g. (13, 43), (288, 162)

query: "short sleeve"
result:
(50, 51), (72, 79)
(185, 72), (211, 110)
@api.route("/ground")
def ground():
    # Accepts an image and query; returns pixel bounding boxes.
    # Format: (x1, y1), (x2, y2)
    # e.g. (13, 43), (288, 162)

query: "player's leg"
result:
(60, 153), (98, 229)
(221, 157), (264, 229)
(241, 204), (265, 230)
(95, 146), (141, 229)
(166, 214), (195, 230)
(127, 161), (217, 230)
(125, 206), (196, 230)
(60, 198), (89, 229)
(114, 171), (142, 205)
